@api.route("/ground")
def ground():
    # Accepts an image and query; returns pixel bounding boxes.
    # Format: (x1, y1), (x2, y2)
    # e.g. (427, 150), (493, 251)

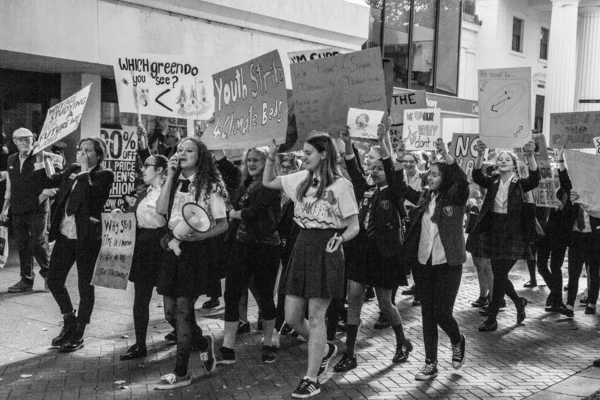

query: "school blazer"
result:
(389, 161), (470, 267)
(345, 155), (405, 258)
(470, 167), (540, 240)
(39, 164), (114, 244)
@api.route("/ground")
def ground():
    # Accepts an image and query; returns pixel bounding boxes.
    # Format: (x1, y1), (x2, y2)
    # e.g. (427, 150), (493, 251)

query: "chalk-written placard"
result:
(478, 67), (531, 149)
(550, 111), (600, 149)
(347, 108), (385, 140)
(91, 213), (136, 290)
(113, 54), (213, 120)
(34, 85), (91, 154)
(515, 134), (557, 208)
(100, 127), (138, 211)
(564, 150), (600, 209)
(449, 133), (480, 180)
(203, 50), (288, 150)
(291, 47), (387, 146)
(288, 48), (343, 64)
(390, 88), (427, 126)
(402, 108), (442, 150)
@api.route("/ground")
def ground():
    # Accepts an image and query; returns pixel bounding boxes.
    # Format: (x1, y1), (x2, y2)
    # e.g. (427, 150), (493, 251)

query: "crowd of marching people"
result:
(2, 118), (599, 398)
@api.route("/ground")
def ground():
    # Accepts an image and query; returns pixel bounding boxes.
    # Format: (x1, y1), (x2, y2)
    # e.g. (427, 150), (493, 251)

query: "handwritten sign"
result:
(100, 127), (138, 210)
(34, 85), (91, 154)
(390, 88), (427, 125)
(402, 108), (441, 150)
(515, 134), (557, 207)
(594, 136), (600, 154)
(564, 150), (600, 209)
(91, 213), (136, 290)
(288, 48), (343, 64)
(113, 54), (213, 120)
(449, 133), (480, 180)
(291, 47), (387, 146)
(203, 51), (288, 150)
(347, 108), (385, 140)
(550, 111), (600, 149)
(478, 67), (531, 148)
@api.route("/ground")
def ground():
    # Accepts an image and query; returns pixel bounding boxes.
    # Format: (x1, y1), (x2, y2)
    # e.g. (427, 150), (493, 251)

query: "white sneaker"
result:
(155, 373), (191, 390)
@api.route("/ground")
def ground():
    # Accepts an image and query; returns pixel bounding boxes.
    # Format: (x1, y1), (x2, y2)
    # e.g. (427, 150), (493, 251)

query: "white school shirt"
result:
(418, 194), (447, 265)
(493, 175), (515, 214)
(136, 186), (166, 229)
(168, 175), (227, 230)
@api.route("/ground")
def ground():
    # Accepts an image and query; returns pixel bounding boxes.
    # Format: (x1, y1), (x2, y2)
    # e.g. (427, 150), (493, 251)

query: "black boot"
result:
(478, 316), (498, 332)
(60, 323), (86, 352)
(51, 312), (78, 347)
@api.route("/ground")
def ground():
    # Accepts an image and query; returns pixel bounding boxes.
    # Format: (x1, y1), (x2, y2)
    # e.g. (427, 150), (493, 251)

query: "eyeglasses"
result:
(144, 163), (156, 168)
(14, 137), (32, 142)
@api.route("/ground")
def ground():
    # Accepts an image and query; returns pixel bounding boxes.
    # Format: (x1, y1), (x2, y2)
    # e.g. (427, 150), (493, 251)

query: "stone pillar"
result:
(574, 6), (600, 111)
(542, 0), (580, 141)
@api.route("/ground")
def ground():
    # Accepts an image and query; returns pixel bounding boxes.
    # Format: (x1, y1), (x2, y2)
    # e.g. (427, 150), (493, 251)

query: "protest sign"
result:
(594, 136), (600, 155)
(347, 108), (385, 140)
(514, 134), (557, 207)
(34, 85), (91, 154)
(91, 213), (136, 290)
(564, 150), (600, 209)
(288, 48), (343, 64)
(402, 108), (442, 151)
(390, 88), (427, 126)
(549, 111), (600, 149)
(478, 67), (531, 149)
(449, 133), (480, 179)
(291, 47), (387, 146)
(100, 127), (138, 210)
(113, 54), (213, 120)
(203, 50), (288, 150)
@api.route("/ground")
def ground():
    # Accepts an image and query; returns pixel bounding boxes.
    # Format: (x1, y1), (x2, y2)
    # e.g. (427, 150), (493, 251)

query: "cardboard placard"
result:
(113, 54), (213, 120)
(203, 50), (288, 150)
(402, 108), (442, 151)
(34, 85), (91, 154)
(291, 48), (387, 146)
(347, 108), (385, 140)
(550, 111), (600, 149)
(390, 88), (427, 126)
(515, 134), (558, 208)
(564, 150), (600, 209)
(288, 48), (343, 64)
(449, 133), (480, 180)
(100, 127), (138, 210)
(478, 67), (531, 149)
(91, 213), (136, 290)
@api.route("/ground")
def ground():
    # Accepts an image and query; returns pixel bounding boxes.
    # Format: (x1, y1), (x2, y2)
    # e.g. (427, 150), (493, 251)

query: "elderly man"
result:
(1, 128), (54, 292)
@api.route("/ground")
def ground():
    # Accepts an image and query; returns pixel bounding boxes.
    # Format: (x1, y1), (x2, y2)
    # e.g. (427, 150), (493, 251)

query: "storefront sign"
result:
(100, 127), (138, 210)
(34, 85), (91, 154)
(91, 213), (136, 290)
(515, 134), (557, 208)
(390, 88), (427, 125)
(402, 108), (442, 151)
(288, 48), (343, 64)
(291, 47), (387, 145)
(113, 54), (213, 120)
(550, 111), (600, 149)
(478, 67), (531, 149)
(203, 50), (288, 150)
(564, 150), (600, 209)
(347, 108), (385, 140)
(449, 133), (480, 180)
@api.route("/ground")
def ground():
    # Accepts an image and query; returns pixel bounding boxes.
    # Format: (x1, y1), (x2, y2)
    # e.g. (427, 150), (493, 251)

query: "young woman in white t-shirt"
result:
(263, 133), (359, 398)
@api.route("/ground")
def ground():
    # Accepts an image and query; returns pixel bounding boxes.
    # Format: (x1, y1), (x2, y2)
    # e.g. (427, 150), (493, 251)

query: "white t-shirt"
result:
(168, 178), (227, 230)
(281, 170), (358, 229)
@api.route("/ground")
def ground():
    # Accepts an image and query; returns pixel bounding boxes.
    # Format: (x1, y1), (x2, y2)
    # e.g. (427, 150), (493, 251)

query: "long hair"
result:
(178, 137), (228, 204)
(296, 133), (342, 201)
(417, 161), (455, 209)
(241, 147), (269, 187)
(78, 137), (107, 164)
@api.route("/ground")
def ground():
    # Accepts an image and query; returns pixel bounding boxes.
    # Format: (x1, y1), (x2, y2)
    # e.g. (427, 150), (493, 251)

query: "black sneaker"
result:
(451, 334), (466, 369)
(164, 330), (177, 342)
(580, 296), (589, 305)
(415, 361), (438, 381)
(333, 353), (357, 372)
(237, 320), (250, 335)
(261, 346), (278, 364)
(200, 335), (216, 373)
(373, 313), (390, 330)
(292, 378), (321, 398)
(317, 343), (337, 376)
(585, 306), (596, 315)
(392, 339), (413, 363)
(201, 297), (220, 309)
(8, 280), (33, 293)
(279, 323), (295, 336)
(215, 346), (236, 365)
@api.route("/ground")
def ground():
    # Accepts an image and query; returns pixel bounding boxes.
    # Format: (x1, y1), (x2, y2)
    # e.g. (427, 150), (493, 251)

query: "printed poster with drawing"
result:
(514, 134), (558, 208)
(478, 67), (531, 149)
(402, 108), (441, 151)
(564, 150), (600, 209)
(113, 54), (213, 120)
(91, 213), (136, 290)
(347, 108), (385, 140)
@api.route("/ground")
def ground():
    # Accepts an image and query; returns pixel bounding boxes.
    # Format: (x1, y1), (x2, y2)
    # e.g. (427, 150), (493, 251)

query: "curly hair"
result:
(178, 137), (228, 204)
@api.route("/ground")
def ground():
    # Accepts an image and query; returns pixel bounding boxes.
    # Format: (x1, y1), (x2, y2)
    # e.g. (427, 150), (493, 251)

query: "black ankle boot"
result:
(60, 324), (86, 352)
(51, 312), (78, 347)
(478, 317), (498, 332)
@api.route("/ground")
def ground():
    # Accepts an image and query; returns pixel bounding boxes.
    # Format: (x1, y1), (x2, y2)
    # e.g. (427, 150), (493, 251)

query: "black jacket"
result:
(7, 153), (49, 215)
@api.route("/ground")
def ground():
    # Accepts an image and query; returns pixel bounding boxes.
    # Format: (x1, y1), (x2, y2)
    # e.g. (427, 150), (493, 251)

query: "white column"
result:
(543, 0), (580, 141)
(574, 6), (600, 111)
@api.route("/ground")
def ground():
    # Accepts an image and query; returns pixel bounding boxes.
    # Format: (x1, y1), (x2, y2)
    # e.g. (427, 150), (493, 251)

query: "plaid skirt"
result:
(465, 233), (486, 258)
(482, 213), (533, 261)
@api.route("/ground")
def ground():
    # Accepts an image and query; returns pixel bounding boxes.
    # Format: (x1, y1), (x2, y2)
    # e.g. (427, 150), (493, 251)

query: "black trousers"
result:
(413, 261), (462, 363)
(566, 232), (600, 307)
(536, 236), (568, 305)
(47, 234), (100, 325)
(13, 212), (49, 284)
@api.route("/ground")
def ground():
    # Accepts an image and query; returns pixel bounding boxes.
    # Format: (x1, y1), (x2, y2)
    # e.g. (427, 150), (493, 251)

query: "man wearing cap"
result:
(1, 128), (54, 292)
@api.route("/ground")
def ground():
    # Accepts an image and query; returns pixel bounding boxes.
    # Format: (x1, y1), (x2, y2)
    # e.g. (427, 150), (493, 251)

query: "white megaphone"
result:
(168, 203), (213, 255)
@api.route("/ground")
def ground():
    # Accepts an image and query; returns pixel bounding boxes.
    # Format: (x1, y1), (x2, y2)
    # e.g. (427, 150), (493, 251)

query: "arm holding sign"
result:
(472, 141), (494, 189)
(156, 155), (178, 216)
(262, 140), (283, 190)
(519, 140), (541, 192)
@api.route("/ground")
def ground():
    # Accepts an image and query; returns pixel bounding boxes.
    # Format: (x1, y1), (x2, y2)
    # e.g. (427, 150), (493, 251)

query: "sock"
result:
(392, 323), (406, 346)
(345, 324), (359, 357)
(304, 375), (318, 383)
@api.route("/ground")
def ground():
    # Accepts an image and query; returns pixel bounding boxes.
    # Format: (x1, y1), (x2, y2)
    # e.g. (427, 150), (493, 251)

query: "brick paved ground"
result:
(1, 239), (600, 399)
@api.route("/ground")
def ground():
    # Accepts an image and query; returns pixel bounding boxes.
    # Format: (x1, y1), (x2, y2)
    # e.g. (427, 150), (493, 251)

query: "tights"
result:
(133, 282), (155, 347)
